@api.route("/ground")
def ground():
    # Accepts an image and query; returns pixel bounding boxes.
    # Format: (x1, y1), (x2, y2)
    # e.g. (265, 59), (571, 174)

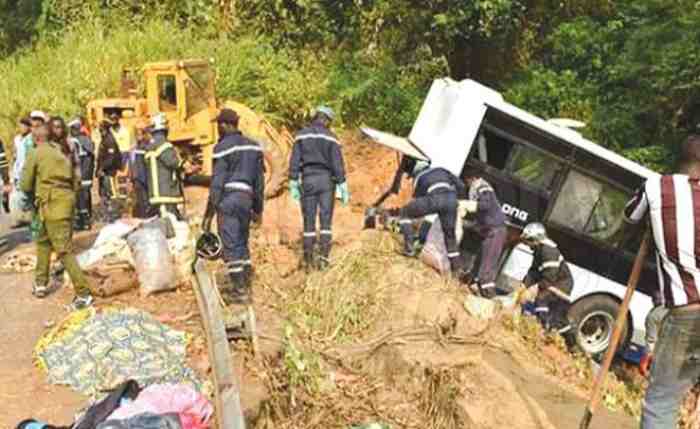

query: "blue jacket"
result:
(209, 131), (265, 215)
(289, 119), (346, 183)
(413, 168), (467, 199)
(468, 178), (506, 229)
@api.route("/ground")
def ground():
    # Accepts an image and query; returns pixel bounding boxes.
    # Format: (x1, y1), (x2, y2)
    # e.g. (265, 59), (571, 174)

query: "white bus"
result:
(363, 78), (659, 357)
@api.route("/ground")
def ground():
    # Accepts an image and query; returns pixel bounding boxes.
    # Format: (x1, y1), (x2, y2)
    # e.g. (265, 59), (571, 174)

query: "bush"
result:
(0, 17), (438, 149)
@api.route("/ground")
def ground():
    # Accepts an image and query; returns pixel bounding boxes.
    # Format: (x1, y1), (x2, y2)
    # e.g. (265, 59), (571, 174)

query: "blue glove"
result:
(289, 180), (301, 202)
(336, 182), (350, 206)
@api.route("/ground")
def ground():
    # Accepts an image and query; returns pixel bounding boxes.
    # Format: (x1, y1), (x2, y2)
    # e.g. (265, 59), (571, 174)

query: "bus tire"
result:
(568, 295), (630, 359)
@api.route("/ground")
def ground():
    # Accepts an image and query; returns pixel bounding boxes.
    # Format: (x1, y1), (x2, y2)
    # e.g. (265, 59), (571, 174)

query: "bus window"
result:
(549, 170), (630, 245)
(158, 75), (177, 112)
(505, 144), (562, 190)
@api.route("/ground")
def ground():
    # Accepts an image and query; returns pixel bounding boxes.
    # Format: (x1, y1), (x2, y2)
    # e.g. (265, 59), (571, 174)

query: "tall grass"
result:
(0, 17), (436, 149)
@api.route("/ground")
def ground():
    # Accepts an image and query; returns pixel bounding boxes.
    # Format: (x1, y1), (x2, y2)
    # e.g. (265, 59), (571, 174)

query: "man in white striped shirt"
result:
(624, 134), (700, 428)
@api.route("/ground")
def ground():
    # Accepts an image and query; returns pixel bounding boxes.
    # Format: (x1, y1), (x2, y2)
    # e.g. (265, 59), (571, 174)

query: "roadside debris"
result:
(463, 295), (499, 320)
(17, 379), (212, 429)
(106, 383), (213, 423)
(127, 220), (177, 296)
(35, 307), (201, 397)
(0, 251), (37, 273)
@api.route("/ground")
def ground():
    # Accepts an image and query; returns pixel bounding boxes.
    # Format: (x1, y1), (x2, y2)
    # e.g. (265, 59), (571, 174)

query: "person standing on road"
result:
(624, 134), (700, 428)
(462, 170), (506, 298)
(145, 113), (186, 219)
(68, 119), (95, 230)
(11, 114), (44, 224)
(0, 137), (10, 213)
(202, 108), (265, 303)
(387, 161), (466, 278)
(520, 223), (574, 338)
(96, 120), (123, 222)
(20, 123), (92, 309)
(288, 106), (349, 271)
(129, 122), (155, 218)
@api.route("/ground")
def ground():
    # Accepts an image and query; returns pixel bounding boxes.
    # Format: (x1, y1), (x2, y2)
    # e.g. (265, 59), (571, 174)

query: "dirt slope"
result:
(0, 132), (638, 428)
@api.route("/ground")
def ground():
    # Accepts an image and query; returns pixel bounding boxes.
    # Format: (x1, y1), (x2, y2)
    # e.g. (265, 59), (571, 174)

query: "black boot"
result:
(479, 282), (497, 299)
(318, 240), (331, 271)
(225, 271), (250, 305)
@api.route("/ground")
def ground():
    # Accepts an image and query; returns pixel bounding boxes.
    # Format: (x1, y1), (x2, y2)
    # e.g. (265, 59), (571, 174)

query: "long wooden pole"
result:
(579, 232), (650, 429)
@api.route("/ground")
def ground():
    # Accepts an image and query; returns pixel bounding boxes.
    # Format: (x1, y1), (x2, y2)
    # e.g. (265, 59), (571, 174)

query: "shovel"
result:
(579, 231), (650, 429)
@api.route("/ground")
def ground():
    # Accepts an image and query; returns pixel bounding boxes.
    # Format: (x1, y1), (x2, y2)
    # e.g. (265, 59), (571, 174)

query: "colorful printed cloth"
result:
(37, 308), (200, 397)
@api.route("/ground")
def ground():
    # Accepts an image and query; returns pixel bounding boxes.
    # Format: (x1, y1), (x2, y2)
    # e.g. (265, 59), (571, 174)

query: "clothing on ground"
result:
(36, 307), (201, 397)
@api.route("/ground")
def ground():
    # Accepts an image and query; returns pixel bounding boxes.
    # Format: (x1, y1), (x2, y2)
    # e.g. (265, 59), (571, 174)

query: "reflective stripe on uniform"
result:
(320, 230), (332, 235)
(547, 286), (572, 303)
(225, 182), (253, 192)
(448, 252), (460, 258)
(145, 143), (183, 205)
(82, 180), (93, 186)
(481, 282), (495, 289)
(427, 182), (453, 194)
(212, 145), (263, 159)
(295, 133), (339, 145)
(399, 219), (412, 225)
(303, 232), (316, 237)
(534, 306), (549, 313)
(151, 196), (184, 204)
(539, 256), (563, 271)
(133, 149), (146, 155)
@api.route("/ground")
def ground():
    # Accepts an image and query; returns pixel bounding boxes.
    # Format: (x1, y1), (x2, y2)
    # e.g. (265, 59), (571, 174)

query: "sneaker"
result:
(32, 282), (49, 298)
(71, 294), (94, 310)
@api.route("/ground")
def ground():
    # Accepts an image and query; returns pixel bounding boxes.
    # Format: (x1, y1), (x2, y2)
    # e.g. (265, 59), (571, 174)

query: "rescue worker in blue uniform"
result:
(369, 155), (438, 254)
(145, 113), (186, 219)
(288, 106), (349, 270)
(130, 123), (155, 218)
(388, 161), (467, 277)
(68, 119), (95, 230)
(520, 222), (574, 337)
(202, 108), (265, 304)
(463, 170), (507, 298)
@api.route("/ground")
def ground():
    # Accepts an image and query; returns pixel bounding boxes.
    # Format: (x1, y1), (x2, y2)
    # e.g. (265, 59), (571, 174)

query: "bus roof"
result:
(471, 79), (660, 181)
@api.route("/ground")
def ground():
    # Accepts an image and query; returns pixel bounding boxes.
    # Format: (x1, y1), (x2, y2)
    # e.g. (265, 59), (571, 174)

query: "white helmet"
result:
(151, 112), (168, 132)
(412, 160), (430, 177)
(521, 222), (547, 244)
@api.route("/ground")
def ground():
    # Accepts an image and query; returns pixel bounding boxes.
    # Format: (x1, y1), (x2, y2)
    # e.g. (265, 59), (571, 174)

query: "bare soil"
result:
(0, 133), (638, 428)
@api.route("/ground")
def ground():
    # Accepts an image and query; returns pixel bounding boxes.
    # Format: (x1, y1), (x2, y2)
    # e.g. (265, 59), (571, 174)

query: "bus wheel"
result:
(568, 295), (629, 359)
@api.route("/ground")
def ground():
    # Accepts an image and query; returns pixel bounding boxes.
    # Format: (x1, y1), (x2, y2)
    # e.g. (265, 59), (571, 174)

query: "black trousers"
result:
(534, 286), (572, 333)
(218, 191), (253, 286)
(133, 182), (155, 219)
(77, 183), (92, 221)
(301, 174), (335, 261)
(99, 174), (121, 221)
(399, 191), (462, 273)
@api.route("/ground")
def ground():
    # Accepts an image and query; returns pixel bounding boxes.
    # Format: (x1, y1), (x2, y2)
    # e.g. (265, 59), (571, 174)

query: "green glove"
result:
(336, 182), (350, 206)
(289, 180), (301, 202)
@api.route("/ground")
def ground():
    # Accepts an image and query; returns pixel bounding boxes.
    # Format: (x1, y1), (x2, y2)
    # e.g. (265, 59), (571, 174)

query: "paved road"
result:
(0, 222), (86, 427)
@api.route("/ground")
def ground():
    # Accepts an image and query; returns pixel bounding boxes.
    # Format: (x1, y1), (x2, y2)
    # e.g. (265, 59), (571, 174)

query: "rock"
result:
(464, 295), (499, 320)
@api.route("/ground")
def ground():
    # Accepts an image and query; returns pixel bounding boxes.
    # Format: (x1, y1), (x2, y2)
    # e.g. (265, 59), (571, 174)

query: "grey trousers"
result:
(641, 309), (700, 428)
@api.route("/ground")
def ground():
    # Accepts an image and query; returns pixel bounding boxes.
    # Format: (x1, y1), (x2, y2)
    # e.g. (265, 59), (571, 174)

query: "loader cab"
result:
(143, 60), (217, 148)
